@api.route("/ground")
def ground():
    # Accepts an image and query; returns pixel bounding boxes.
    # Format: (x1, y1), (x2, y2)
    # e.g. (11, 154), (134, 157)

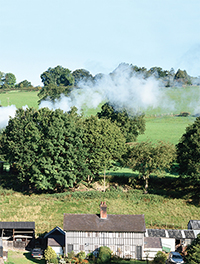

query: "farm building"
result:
(145, 228), (196, 256)
(0, 222), (35, 250)
(44, 226), (66, 256)
(63, 202), (146, 259)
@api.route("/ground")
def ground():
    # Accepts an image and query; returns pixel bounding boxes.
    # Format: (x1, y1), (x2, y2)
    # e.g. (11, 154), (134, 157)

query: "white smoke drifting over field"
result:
(39, 66), (172, 114)
(0, 105), (28, 130)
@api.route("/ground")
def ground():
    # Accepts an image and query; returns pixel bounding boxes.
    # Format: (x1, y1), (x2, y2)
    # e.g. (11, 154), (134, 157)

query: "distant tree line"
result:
(0, 63), (197, 93)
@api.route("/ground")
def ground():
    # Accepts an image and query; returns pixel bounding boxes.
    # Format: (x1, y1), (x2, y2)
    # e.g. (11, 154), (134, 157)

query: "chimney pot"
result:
(100, 201), (107, 219)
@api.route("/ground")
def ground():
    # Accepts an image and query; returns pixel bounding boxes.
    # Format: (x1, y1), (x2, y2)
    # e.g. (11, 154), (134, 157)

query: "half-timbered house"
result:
(63, 202), (146, 259)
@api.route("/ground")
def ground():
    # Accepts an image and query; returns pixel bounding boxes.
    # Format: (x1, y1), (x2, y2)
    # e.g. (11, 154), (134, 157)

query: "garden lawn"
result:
(6, 250), (45, 264)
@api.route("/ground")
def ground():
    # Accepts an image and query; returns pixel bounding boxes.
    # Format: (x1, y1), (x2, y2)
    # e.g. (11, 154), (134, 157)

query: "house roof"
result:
(0, 222), (35, 229)
(63, 214), (146, 232)
(144, 237), (162, 249)
(188, 220), (200, 230)
(146, 229), (195, 239)
(44, 226), (65, 239)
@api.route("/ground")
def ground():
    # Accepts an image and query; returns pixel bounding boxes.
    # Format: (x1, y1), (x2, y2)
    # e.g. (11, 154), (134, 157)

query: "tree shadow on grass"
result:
(23, 252), (45, 263)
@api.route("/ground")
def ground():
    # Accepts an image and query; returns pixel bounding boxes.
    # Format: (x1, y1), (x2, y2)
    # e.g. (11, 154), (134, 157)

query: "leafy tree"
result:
(174, 69), (192, 85)
(0, 71), (4, 87)
(97, 103), (145, 143)
(2, 73), (16, 88)
(81, 115), (126, 179)
(16, 80), (33, 89)
(176, 117), (200, 185)
(125, 141), (176, 193)
(0, 107), (90, 191)
(38, 65), (74, 102)
(97, 246), (111, 264)
(152, 251), (167, 264)
(72, 69), (94, 86)
(44, 246), (57, 263)
(185, 234), (200, 264)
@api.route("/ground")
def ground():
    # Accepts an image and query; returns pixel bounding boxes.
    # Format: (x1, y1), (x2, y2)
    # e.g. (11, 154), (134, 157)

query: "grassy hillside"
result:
(0, 88), (200, 236)
(0, 182), (198, 236)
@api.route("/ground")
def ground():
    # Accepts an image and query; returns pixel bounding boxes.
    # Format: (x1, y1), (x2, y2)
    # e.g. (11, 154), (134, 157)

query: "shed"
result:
(44, 226), (65, 256)
(144, 237), (162, 260)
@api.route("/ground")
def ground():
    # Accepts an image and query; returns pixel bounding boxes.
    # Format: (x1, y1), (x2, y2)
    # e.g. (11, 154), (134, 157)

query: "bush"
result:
(77, 251), (86, 260)
(44, 246), (57, 262)
(97, 246), (112, 264)
(152, 251), (167, 264)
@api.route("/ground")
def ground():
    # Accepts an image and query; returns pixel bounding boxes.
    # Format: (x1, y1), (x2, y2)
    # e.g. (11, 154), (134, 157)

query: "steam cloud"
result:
(39, 66), (171, 114)
(0, 105), (28, 130)
(1, 65), (200, 130)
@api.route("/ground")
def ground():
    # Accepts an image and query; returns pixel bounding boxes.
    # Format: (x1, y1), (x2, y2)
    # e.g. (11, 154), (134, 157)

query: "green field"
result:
(0, 87), (200, 237)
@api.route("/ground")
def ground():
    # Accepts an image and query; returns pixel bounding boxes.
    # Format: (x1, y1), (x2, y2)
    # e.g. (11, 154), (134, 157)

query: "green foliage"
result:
(44, 246), (57, 262)
(81, 115), (127, 175)
(97, 246), (112, 264)
(174, 69), (192, 85)
(38, 65), (74, 102)
(77, 251), (86, 260)
(2, 73), (16, 88)
(97, 103), (145, 142)
(0, 107), (90, 191)
(15, 80), (33, 89)
(185, 234), (200, 264)
(176, 117), (200, 184)
(125, 141), (176, 193)
(72, 69), (94, 86)
(152, 251), (167, 264)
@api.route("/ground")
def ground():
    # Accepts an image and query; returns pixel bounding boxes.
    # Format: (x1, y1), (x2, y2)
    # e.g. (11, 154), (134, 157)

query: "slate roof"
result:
(0, 222), (35, 229)
(63, 214), (146, 232)
(147, 229), (166, 237)
(146, 229), (195, 239)
(188, 220), (200, 230)
(144, 237), (162, 249)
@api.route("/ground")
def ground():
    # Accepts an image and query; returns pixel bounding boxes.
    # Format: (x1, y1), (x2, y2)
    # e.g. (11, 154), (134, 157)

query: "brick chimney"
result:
(100, 201), (107, 219)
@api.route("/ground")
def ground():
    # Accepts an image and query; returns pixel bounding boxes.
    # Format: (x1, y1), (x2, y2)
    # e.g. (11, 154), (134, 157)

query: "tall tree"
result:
(81, 115), (127, 178)
(72, 69), (94, 86)
(0, 107), (89, 191)
(176, 117), (200, 185)
(125, 141), (176, 193)
(97, 103), (145, 143)
(185, 234), (200, 264)
(2, 73), (16, 88)
(38, 65), (74, 103)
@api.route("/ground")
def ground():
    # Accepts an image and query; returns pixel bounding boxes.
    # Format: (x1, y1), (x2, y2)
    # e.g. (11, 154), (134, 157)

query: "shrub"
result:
(152, 251), (167, 264)
(97, 246), (112, 264)
(77, 251), (86, 260)
(44, 246), (57, 262)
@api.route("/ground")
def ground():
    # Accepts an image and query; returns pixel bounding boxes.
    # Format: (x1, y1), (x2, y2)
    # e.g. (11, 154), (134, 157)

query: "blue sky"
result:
(1, 0), (200, 86)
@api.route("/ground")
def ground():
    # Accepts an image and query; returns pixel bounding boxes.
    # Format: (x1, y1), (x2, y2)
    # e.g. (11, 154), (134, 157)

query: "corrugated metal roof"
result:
(63, 214), (146, 232)
(146, 229), (195, 239)
(188, 220), (200, 230)
(0, 222), (35, 229)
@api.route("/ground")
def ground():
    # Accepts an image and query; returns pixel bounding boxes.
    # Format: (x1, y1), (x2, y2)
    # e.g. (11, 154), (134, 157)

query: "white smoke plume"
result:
(39, 65), (173, 115)
(0, 105), (28, 130)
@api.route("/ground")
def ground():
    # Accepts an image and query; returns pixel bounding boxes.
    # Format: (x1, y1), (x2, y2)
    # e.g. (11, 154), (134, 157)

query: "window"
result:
(67, 244), (73, 253)
(80, 245), (84, 251)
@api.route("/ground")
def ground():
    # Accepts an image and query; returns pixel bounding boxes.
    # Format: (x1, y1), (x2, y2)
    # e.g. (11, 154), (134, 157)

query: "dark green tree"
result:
(0, 71), (4, 87)
(81, 115), (126, 180)
(38, 65), (74, 103)
(185, 234), (200, 264)
(72, 69), (94, 86)
(174, 69), (192, 85)
(125, 141), (176, 193)
(97, 103), (145, 142)
(176, 117), (200, 185)
(16, 80), (33, 89)
(2, 73), (16, 88)
(0, 107), (90, 191)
